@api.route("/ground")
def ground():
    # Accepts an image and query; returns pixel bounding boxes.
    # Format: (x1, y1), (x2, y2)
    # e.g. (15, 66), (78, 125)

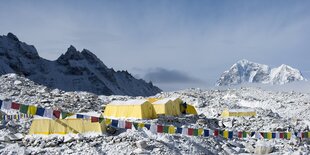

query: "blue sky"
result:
(1, 0), (310, 91)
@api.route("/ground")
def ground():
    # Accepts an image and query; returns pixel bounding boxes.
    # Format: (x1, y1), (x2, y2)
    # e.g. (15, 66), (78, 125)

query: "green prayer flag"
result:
(264, 133), (268, 139)
(133, 122), (138, 129)
(284, 133), (288, 139)
(19, 104), (29, 114)
(219, 130), (223, 136)
(163, 126), (169, 133)
(99, 117), (104, 123)
(242, 131), (247, 138)
(62, 112), (68, 119)
(193, 129), (199, 136)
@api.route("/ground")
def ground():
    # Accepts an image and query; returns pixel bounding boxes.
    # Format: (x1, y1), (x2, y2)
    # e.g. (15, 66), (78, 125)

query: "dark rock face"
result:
(0, 33), (161, 96)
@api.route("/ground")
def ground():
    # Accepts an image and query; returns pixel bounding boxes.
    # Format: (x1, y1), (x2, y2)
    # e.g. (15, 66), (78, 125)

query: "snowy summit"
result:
(216, 59), (305, 86)
(0, 33), (161, 96)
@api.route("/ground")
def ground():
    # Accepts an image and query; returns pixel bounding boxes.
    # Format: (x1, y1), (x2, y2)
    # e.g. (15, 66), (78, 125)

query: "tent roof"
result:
(152, 98), (173, 105)
(109, 99), (149, 105)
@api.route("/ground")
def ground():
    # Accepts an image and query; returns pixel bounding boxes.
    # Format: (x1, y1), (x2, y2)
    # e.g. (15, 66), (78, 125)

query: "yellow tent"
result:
(29, 113), (106, 135)
(103, 99), (157, 119)
(171, 98), (198, 115)
(152, 98), (181, 116)
(221, 109), (256, 118)
(186, 104), (198, 115)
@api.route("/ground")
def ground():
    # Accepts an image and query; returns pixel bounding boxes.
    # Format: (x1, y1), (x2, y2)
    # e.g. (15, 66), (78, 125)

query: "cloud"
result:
(143, 68), (203, 84)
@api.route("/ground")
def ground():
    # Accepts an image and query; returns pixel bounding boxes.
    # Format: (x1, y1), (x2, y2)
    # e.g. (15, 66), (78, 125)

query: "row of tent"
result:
(29, 98), (197, 135)
(103, 98), (197, 119)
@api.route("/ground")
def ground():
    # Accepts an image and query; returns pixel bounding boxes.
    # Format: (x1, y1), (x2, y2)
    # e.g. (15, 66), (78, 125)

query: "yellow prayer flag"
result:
(308, 132), (310, 138)
(138, 123), (145, 128)
(105, 118), (111, 125)
(287, 132), (291, 139)
(267, 132), (272, 139)
(223, 130), (229, 139)
(168, 126), (175, 134)
(198, 128), (204, 136)
(28, 105), (37, 115)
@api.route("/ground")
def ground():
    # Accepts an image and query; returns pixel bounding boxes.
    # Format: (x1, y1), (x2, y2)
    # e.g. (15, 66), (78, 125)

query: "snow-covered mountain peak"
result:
(217, 59), (305, 86)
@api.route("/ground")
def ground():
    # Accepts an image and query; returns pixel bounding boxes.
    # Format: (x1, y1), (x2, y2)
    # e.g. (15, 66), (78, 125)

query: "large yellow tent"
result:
(221, 109), (256, 118)
(147, 98), (160, 103)
(103, 99), (157, 119)
(152, 98), (181, 116)
(171, 98), (198, 115)
(29, 113), (106, 135)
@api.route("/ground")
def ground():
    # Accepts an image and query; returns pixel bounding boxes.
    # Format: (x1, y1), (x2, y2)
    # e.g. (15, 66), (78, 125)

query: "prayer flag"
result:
(188, 128), (194, 136)
(28, 105), (37, 115)
(0, 100), (2, 109)
(144, 124), (151, 130)
(182, 128), (188, 135)
(176, 127), (183, 134)
(228, 131), (233, 139)
(99, 117), (104, 123)
(272, 133), (276, 139)
(133, 122), (139, 129)
(214, 130), (219, 136)
(138, 123), (145, 129)
(125, 121), (132, 129)
(111, 119), (118, 127)
(76, 114), (84, 118)
(204, 129), (210, 137)
(280, 132), (284, 139)
(118, 120), (125, 128)
(11, 102), (20, 110)
(223, 130), (229, 139)
(1, 100), (12, 110)
(53, 110), (61, 119)
(168, 126), (175, 134)
(157, 125), (163, 133)
(19, 104), (29, 114)
(36, 107), (45, 116)
(91, 117), (99, 123)
(198, 128), (203, 136)
(193, 129), (199, 136)
(163, 126), (169, 133)
(105, 118), (111, 125)
(150, 124), (157, 133)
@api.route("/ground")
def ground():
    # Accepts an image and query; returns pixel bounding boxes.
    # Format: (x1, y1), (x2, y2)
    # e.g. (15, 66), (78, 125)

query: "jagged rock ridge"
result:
(0, 33), (161, 96)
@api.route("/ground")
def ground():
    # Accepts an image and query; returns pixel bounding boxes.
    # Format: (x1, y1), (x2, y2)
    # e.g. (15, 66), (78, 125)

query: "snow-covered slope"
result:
(217, 59), (305, 86)
(0, 33), (161, 96)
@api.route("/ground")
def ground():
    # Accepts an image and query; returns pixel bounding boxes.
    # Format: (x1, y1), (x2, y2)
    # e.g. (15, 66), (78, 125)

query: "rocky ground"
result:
(0, 73), (310, 154)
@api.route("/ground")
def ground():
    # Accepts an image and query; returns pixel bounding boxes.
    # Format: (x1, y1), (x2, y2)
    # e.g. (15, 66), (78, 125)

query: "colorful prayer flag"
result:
(28, 105), (37, 115)
(118, 120), (125, 128)
(163, 126), (169, 133)
(168, 126), (175, 134)
(91, 116), (99, 123)
(105, 118), (111, 125)
(204, 129), (210, 137)
(53, 110), (61, 119)
(228, 131), (233, 139)
(223, 130), (229, 139)
(198, 128), (203, 136)
(111, 119), (118, 127)
(176, 127), (183, 134)
(125, 121), (132, 129)
(19, 104), (29, 114)
(157, 125), (163, 133)
(76, 114), (84, 118)
(193, 129), (199, 136)
(138, 123), (145, 129)
(11, 102), (20, 110)
(133, 122), (139, 129)
(36, 107), (45, 116)
(214, 130), (219, 136)
(188, 128), (194, 136)
(0, 100), (2, 109)
(144, 124), (151, 130)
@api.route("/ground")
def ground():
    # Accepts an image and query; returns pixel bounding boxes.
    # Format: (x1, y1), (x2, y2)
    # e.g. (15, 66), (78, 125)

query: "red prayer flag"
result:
(157, 125), (163, 133)
(188, 128), (194, 136)
(91, 117), (99, 122)
(125, 121), (132, 129)
(238, 132), (242, 138)
(11, 102), (20, 110)
(53, 110), (61, 119)
(214, 130), (219, 136)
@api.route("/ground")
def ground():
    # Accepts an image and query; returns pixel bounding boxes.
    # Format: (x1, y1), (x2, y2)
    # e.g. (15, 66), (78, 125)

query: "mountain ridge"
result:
(0, 33), (161, 96)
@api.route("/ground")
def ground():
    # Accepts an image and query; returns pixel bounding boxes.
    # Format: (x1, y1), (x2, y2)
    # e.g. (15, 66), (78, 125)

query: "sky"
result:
(0, 0), (310, 91)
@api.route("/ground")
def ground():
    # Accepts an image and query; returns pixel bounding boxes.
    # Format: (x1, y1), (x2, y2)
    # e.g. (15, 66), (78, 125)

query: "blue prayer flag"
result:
(36, 107), (45, 116)
(76, 114), (84, 118)
(204, 129), (210, 137)
(111, 119), (118, 127)
(176, 127), (182, 134)
(144, 124), (151, 130)
(0, 100), (2, 109)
